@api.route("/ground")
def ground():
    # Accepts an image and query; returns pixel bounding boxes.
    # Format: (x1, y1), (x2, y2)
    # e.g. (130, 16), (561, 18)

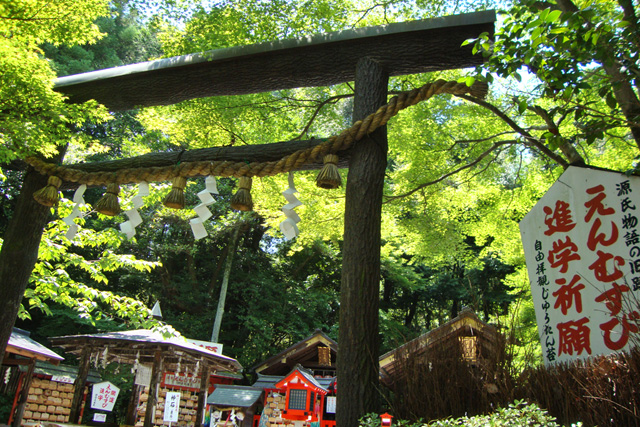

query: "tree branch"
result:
(529, 105), (586, 165)
(456, 93), (570, 168)
(292, 93), (353, 140)
(384, 140), (515, 202)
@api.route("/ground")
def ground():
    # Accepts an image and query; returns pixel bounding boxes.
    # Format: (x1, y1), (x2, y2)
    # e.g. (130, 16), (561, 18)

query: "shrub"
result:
(359, 401), (581, 427)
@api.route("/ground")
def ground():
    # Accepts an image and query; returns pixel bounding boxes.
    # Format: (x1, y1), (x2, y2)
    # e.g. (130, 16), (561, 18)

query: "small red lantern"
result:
(380, 413), (393, 427)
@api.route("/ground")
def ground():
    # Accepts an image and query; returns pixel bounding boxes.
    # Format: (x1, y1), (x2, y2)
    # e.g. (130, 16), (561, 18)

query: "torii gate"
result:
(0, 11), (494, 427)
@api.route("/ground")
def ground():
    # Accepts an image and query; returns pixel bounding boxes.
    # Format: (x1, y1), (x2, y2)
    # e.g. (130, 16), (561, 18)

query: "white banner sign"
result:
(520, 166), (640, 365)
(90, 381), (120, 412)
(51, 375), (74, 384)
(164, 391), (181, 422)
(325, 396), (336, 414)
(186, 338), (223, 355)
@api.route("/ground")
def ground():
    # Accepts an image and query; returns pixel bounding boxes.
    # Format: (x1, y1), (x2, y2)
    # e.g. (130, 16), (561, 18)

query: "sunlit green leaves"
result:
(21, 199), (159, 326)
(0, 0), (112, 164)
(0, 0), (108, 47)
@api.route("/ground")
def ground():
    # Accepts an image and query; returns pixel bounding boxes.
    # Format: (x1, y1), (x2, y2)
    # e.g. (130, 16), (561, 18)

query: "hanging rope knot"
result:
(164, 176), (188, 209)
(231, 176), (253, 211)
(33, 175), (63, 207)
(316, 154), (341, 189)
(95, 183), (121, 216)
(23, 79), (491, 210)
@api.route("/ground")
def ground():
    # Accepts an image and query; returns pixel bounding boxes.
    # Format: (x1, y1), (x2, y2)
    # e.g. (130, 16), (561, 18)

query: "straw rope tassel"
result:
(316, 154), (341, 189)
(231, 176), (253, 211)
(33, 176), (63, 207)
(95, 183), (121, 216)
(164, 176), (187, 209)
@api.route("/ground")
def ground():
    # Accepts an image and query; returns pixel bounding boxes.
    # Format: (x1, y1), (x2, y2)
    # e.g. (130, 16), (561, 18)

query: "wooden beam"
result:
(11, 359), (35, 427)
(54, 138), (342, 189)
(2, 358), (34, 366)
(54, 11), (494, 111)
(194, 365), (210, 427)
(125, 383), (142, 426)
(69, 346), (92, 424)
(144, 349), (164, 427)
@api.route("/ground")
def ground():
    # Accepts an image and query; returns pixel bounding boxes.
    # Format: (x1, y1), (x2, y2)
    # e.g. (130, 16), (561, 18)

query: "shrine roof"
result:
(252, 329), (337, 375)
(49, 329), (242, 373)
(207, 385), (264, 408)
(274, 365), (328, 394)
(252, 374), (335, 390)
(252, 374), (284, 390)
(54, 10), (495, 111)
(378, 308), (499, 384)
(6, 328), (64, 365)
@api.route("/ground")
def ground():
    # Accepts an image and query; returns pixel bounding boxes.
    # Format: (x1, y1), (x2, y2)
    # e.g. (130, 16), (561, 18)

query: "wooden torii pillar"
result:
(336, 57), (388, 423)
(0, 10), (495, 427)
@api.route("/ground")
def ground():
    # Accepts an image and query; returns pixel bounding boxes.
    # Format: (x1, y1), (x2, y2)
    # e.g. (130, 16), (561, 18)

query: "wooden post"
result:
(126, 382), (142, 426)
(336, 57), (388, 427)
(11, 359), (35, 427)
(144, 349), (163, 427)
(194, 364), (210, 427)
(69, 346), (92, 424)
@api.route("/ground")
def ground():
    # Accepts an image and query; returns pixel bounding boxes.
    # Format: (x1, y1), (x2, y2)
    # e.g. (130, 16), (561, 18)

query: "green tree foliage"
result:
(42, 3), (162, 77)
(9, 0), (640, 376)
(1, 1), (172, 338)
(0, 0), (112, 163)
(467, 0), (640, 158)
(359, 401), (575, 427)
(23, 200), (157, 322)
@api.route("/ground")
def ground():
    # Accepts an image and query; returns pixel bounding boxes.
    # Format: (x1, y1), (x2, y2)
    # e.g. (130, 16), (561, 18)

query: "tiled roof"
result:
(207, 385), (263, 408)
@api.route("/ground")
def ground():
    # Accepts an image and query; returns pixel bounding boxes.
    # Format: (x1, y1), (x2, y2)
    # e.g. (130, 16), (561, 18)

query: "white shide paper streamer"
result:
(279, 172), (303, 240)
(120, 181), (149, 239)
(63, 184), (87, 240)
(190, 176), (219, 240)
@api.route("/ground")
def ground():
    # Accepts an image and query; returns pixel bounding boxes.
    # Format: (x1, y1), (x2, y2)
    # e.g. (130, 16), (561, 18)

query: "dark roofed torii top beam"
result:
(54, 10), (495, 111)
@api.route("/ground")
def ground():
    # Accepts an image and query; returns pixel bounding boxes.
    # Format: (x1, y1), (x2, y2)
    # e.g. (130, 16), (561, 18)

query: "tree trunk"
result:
(211, 226), (241, 343)
(0, 164), (60, 365)
(336, 57), (388, 427)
